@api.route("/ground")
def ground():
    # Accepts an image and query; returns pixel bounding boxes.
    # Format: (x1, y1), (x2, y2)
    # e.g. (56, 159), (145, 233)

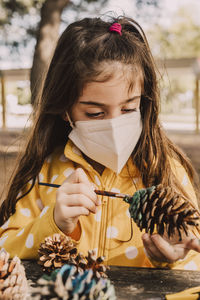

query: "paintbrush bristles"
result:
(94, 190), (129, 199)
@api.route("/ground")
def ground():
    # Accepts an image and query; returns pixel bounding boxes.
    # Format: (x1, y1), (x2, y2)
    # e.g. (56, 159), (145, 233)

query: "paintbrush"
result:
(38, 182), (130, 199)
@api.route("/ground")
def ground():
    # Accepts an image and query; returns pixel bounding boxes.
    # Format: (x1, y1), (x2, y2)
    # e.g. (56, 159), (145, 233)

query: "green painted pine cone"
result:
(31, 264), (116, 300)
(124, 184), (200, 240)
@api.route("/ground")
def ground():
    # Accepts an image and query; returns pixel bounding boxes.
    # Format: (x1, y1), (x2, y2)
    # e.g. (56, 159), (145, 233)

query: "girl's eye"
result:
(85, 112), (104, 118)
(121, 108), (137, 113)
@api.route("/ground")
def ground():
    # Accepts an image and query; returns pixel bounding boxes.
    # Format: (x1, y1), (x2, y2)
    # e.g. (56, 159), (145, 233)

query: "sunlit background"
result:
(0, 0), (200, 198)
(1, 0), (200, 130)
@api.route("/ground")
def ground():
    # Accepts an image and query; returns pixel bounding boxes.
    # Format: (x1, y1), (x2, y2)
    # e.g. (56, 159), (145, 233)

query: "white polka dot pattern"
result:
(20, 208), (31, 217)
(72, 146), (82, 156)
(47, 175), (58, 193)
(39, 173), (44, 182)
(1, 219), (10, 230)
(125, 246), (138, 259)
(25, 234), (34, 248)
(45, 155), (52, 163)
(0, 235), (8, 247)
(51, 174), (58, 183)
(16, 228), (25, 237)
(184, 261), (198, 270)
(47, 187), (53, 194)
(106, 226), (118, 238)
(36, 199), (44, 211)
(94, 175), (101, 186)
(59, 154), (69, 162)
(126, 209), (130, 218)
(17, 191), (22, 198)
(94, 209), (102, 222)
(63, 168), (74, 178)
(182, 174), (188, 186)
(40, 206), (49, 218)
(133, 178), (139, 184)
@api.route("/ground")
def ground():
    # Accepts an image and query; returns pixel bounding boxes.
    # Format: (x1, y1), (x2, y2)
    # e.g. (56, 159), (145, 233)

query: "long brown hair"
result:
(1, 16), (199, 225)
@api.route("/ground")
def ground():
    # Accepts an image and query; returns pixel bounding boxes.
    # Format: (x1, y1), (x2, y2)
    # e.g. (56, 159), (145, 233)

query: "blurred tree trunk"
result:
(30, 0), (70, 105)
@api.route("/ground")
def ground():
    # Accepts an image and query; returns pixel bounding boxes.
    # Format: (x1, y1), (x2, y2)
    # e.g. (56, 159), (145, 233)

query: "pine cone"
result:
(31, 264), (116, 300)
(38, 234), (78, 273)
(85, 250), (109, 278)
(38, 234), (109, 278)
(124, 184), (200, 240)
(68, 250), (108, 278)
(0, 249), (29, 300)
(71, 252), (88, 274)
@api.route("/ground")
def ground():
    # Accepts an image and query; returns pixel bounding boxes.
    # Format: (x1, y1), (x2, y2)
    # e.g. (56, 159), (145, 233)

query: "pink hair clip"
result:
(109, 22), (122, 36)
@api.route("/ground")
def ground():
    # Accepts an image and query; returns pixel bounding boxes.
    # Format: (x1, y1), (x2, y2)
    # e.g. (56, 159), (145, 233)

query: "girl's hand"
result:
(54, 168), (101, 235)
(142, 232), (200, 264)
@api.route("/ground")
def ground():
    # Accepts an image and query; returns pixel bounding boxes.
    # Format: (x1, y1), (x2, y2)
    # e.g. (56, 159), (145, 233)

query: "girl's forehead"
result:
(81, 62), (143, 97)
(78, 71), (142, 106)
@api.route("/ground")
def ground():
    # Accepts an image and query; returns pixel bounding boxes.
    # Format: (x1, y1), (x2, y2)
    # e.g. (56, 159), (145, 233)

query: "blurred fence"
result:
(157, 58), (200, 133)
(0, 68), (30, 129)
(0, 58), (200, 132)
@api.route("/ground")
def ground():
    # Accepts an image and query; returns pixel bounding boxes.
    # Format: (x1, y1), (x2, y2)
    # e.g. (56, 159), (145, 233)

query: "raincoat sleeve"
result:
(0, 182), (81, 259)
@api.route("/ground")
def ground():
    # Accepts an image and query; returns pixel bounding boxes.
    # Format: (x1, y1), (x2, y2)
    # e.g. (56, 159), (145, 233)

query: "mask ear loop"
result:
(123, 217), (133, 243)
(122, 163), (139, 243)
(111, 163), (136, 244)
(66, 112), (74, 128)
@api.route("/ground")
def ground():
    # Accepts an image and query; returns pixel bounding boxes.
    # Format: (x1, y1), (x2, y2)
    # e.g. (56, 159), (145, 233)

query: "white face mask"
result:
(68, 111), (142, 174)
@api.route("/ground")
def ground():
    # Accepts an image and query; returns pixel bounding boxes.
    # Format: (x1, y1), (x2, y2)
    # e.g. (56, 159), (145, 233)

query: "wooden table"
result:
(23, 261), (200, 299)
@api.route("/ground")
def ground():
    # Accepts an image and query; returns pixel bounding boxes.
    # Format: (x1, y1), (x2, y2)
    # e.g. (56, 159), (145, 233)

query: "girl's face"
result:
(70, 67), (142, 122)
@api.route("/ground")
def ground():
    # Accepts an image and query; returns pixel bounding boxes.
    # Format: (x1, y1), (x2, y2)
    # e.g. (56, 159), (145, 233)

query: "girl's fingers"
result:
(184, 237), (200, 252)
(142, 233), (166, 262)
(143, 233), (200, 264)
(65, 194), (97, 213)
(150, 234), (178, 262)
(61, 206), (90, 218)
(59, 168), (100, 206)
(143, 242), (157, 260)
(64, 168), (92, 186)
(61, 182), (99, 206)
(150, 234), (189, 262)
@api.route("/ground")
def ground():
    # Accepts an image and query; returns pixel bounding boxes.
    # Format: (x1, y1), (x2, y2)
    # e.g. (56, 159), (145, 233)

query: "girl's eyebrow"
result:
(79, 96), (141, 107)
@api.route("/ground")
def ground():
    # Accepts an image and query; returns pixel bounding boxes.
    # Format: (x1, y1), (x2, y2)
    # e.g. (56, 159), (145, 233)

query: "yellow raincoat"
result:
(0, 140), (200, 270)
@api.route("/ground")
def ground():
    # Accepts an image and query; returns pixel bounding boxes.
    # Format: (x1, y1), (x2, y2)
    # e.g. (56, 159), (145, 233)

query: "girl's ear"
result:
(62, 113), (68, 122)
(63, 112), (74, 128)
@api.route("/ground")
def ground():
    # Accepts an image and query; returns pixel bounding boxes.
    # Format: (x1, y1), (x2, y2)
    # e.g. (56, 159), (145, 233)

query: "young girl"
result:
(1, 16), (200, 270)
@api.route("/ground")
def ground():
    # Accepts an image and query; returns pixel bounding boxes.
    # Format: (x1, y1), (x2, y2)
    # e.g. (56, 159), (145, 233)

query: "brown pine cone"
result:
(38, 233), (78, 273)
(85, 250), (109, 278)
(124, 184), (200, 240)
(66, 250), (109, 278)
(0, 249), (29, 300)
(71, 252), (88, 274)
(38, 234), (109, 279)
